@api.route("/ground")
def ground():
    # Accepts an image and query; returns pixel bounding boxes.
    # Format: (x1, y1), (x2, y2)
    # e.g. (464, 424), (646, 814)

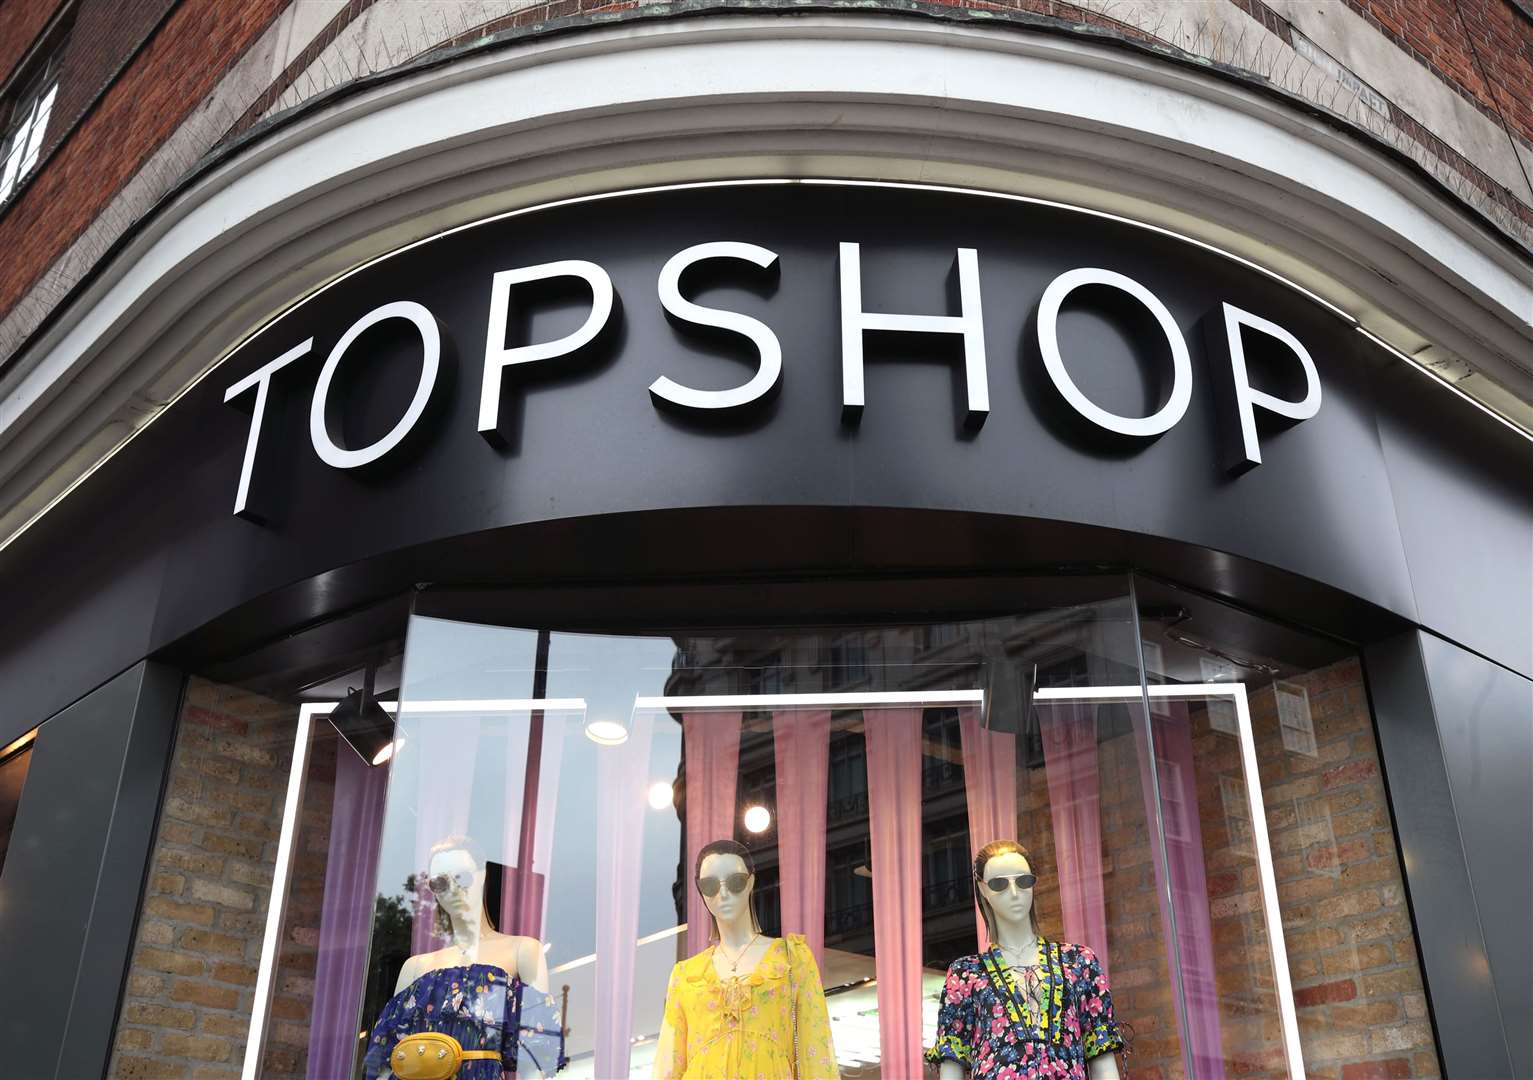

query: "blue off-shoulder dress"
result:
(363, 963), (567, 1079)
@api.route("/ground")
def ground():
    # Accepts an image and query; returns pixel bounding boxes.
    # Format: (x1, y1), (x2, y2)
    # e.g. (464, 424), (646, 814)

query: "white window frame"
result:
(0, 76), (58, 205)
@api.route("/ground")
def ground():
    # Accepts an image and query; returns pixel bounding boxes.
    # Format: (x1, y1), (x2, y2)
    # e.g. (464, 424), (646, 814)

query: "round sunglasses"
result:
(697, 871), (751, 898)
(427, 869), (474, 895)
(979, 872), (1037, 893)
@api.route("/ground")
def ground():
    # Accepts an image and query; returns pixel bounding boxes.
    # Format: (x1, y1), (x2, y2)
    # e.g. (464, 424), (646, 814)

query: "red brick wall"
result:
(1020, 657), (1435, 1080)
(1343, 0), (1533, 145)
(0, 0), (286, 325)
(0, 0), (62, 86)
(109, 678), (336, 1080)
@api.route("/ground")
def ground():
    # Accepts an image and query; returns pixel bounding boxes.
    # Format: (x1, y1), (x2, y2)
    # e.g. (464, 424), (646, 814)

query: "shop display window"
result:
(107, 576), (1439, 1080)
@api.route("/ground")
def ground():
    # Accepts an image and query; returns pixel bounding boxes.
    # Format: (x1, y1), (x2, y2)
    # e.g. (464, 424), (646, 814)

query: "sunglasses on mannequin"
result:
(427, 870), (474, 895)
(697, 872), (751, 898)
(981, 872), (1037, 893)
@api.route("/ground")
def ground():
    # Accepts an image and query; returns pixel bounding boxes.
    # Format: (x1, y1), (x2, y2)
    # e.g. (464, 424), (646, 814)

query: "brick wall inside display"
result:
(108, 678), (338, 1080)
(1239, 659), (1437, 1080)
(1018, 656), (1435, 1080)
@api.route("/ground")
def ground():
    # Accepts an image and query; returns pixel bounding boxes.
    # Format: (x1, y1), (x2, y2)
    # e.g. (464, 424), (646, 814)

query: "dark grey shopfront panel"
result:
(1418, 633), (1533, 1078)
(1371, 359), (1533, 679)
(1366, 631), (1532, 1079)
(0, 661), (182, 1080)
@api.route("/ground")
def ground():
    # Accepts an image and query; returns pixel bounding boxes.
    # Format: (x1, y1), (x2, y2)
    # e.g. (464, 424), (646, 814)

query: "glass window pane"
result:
(1134, 575), (1438, 1079)
(107, 576), (1439, 1079)
(348, 581), (1164, 1079)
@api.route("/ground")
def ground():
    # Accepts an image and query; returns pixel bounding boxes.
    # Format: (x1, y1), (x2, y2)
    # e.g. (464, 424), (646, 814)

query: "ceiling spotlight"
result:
(371, 736), (405, 766)
(585, 719), (629, 746)
(743, 805), (772, 833)
(647, 781), (674, 811)
(328, 668), (396, 767)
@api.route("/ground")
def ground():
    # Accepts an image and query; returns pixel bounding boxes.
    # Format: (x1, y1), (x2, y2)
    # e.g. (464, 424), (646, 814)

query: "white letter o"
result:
(310, 300), (441, 469)
(1037, 268), (1192, 437)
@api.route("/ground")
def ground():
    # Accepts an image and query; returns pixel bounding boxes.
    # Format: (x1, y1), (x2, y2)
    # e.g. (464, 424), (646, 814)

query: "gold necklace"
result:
(716, 932), (761, 976)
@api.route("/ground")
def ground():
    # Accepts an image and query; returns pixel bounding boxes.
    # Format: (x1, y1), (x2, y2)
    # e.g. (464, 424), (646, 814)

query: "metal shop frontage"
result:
(0, 181), (1527, 1080)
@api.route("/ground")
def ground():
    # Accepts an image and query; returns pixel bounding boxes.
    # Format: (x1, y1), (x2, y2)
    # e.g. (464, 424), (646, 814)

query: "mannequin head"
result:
(973, 839), (1037, 944)
(427, 834), (489, 936)
(694, 839), (761, 939)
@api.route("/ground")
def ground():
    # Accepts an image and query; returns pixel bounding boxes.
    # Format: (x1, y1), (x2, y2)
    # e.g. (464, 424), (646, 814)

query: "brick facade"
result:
(1344, 0), (1533, 145)
(0, 0), (286, 328)
(2, 0), (1528, 359)
(0, 0), (63, 86)
(109, 678), (334, 1080)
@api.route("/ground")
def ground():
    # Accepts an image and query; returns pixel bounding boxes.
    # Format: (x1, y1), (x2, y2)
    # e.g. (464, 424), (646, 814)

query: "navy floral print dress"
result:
(926, 940), (1123, 1079)
(363, 963), (567, 1079)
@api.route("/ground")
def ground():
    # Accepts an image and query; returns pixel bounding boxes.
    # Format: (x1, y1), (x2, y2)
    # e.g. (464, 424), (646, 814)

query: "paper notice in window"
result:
(1275, 680), (1317, 757)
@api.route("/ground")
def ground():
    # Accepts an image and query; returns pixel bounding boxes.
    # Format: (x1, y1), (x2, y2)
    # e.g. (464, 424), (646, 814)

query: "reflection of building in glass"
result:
(657, 618), (1135, 978)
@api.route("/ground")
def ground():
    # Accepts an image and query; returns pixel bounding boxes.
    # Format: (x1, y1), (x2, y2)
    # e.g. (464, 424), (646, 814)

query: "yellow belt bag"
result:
(388, 1032), (499, 1080)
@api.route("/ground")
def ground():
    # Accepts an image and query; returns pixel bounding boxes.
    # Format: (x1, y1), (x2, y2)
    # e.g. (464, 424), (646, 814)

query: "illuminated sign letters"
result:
(223, 239), (1323, 518)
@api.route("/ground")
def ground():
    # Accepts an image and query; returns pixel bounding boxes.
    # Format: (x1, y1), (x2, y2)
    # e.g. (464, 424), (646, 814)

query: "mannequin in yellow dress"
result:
(653, 840), (837, 1079)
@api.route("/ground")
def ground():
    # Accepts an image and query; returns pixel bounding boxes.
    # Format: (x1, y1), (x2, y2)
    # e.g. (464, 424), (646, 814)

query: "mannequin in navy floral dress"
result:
(927, 841), (1123, 1080)
(364, 962), (566, 1079)
(365, 836), (567, 1079)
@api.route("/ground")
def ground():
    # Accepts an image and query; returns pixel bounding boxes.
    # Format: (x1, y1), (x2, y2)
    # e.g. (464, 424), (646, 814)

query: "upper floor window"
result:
(0, 55), (60, 206)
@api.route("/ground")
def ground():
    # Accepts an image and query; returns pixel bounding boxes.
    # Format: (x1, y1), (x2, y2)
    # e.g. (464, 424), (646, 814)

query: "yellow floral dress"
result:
(653, 934), (837, 1079)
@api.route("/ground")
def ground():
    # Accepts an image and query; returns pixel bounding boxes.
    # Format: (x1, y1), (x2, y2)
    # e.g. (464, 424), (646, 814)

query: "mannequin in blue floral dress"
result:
(364, 836), (567, 1079)
(927, 841), (1123, 1080)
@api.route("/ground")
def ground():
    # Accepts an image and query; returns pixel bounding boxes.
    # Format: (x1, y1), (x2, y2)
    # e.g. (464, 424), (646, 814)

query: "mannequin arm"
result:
(939, 1061), (967, 1080)
(518, 935), (550, 993)
(1088, 1051), (1121, 1079)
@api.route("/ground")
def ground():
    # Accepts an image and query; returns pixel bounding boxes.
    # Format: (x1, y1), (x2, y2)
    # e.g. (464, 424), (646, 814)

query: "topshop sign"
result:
(223, 189), (1324, 520)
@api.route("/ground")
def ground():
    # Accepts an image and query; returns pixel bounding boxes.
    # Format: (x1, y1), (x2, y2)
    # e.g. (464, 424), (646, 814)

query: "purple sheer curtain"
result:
(1039, 702), (1111, 975)
(957, 707), (1018, 945)
(683, 710), (742, 957)
(411, 717), (482, 953)
(864, 708), (924, 1080)
(1137, 700), (1227, 1079)
(772, 709), (830, 969)
(307, 745), (389, 1080)
(500, 716), (565, 937)
(594, 711), (654, 1079)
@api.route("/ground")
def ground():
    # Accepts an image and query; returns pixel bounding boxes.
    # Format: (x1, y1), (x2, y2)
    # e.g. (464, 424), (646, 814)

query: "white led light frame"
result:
(246, 685), (1298, 1078)
(1034, 681), (1303, 1079)
(239, 697), (587, 1080)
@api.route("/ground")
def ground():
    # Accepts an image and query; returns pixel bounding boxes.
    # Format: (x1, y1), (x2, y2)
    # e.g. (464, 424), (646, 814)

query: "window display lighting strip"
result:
(379, 697), (588, 714)
(633, 690), (986, 709)
(549, 923), (687, 975)
(248, 684), (1301, 1078)
(241, 702), (322, 1080)
(1034, 681), (1303, 1079)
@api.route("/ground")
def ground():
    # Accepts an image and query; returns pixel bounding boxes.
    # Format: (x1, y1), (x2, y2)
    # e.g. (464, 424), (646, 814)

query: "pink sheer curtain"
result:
(1136, 700), (1226, 1079)
(683, 710), (742, 956)
(594, 711), (654, 1079)
(864, 708), (924, 1079)
(773, 709), (830, 969)
(1039, 702), (1111, 976)
(306, 746), (388, 1080)
(500, 715), (565, 937)
(957, 708), (1018, 946)
(411, 716), (482, 953)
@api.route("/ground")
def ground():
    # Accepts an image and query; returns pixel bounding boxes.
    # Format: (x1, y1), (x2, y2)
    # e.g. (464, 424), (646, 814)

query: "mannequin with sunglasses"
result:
(927, 840), (1123, 1080)
(363, 835), (567, 1079)
(653, 839), (836, 1079)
